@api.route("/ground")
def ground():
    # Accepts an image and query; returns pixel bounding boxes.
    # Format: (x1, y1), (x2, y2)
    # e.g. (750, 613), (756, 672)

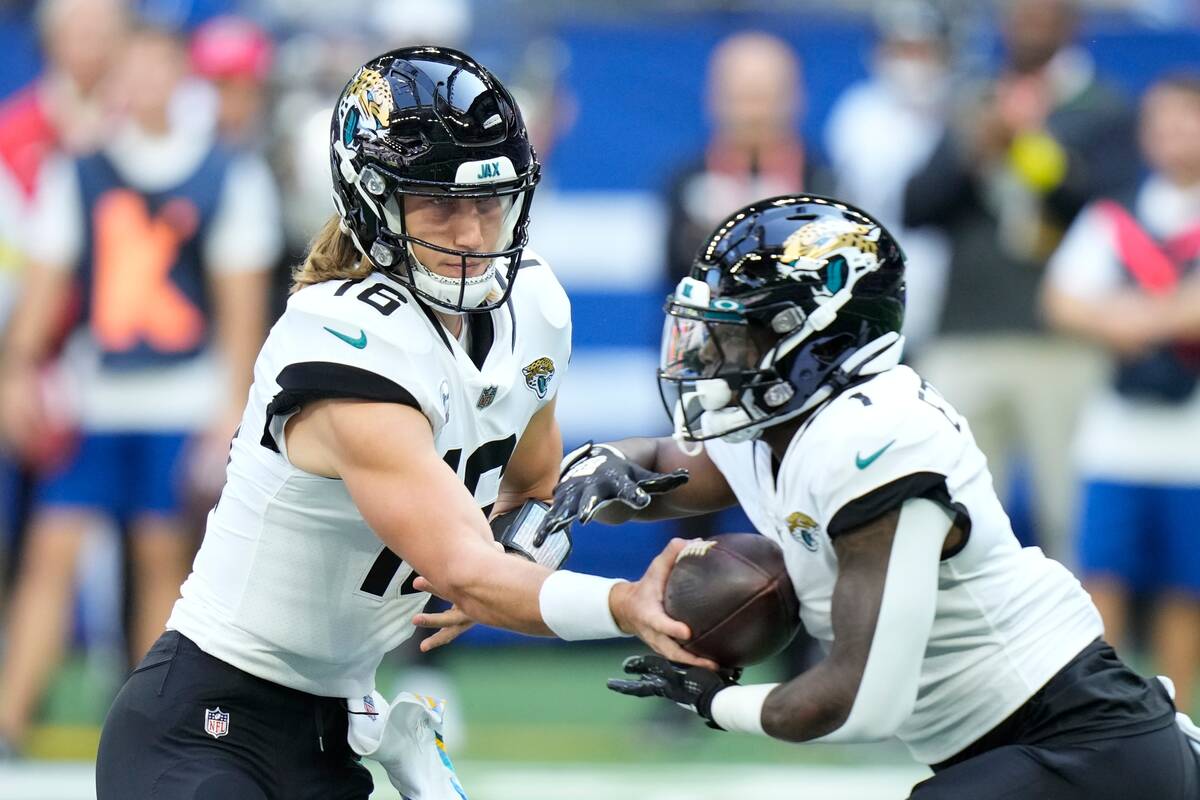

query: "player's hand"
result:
(537, 442), (689, 539)
(413, 605), (474, 652)
(607, 654), (742, 729)
(609, 538), (717, 670)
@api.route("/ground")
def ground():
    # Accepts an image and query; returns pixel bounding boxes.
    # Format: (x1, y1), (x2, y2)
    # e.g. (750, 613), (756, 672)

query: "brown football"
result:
(664, 533), (801, 668)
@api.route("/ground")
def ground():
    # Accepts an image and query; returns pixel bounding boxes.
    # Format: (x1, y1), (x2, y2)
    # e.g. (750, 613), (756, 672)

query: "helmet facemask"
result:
(345, 157), (536, 314)
(658, 279), (799, 449)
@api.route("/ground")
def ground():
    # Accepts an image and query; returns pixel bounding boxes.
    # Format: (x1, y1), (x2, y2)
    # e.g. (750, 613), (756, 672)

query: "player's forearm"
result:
(755, 662), (854, 741)
(439, 550), (555, 635)
(493, 402), (562, 518)
(605, 437), (660, 470)
(1166, 278), (1200, 337)
(1041, 286), (1110, 342)
(439, 542), (630, 641)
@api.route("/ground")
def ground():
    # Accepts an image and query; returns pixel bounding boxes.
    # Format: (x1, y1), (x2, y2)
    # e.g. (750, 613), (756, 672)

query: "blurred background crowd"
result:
(0, 0), (1197, 777)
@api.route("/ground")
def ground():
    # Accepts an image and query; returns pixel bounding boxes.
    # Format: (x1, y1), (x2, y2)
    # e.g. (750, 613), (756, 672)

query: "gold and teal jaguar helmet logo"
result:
(786, 511), (821, 552)
(522, 357), (555, 399)
(347, 67), (395, 129)
(779, 218), (880, 284)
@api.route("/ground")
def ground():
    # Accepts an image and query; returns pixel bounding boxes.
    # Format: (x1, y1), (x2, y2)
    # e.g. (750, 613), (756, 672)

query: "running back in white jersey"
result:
(704, 365), (1103, 765)
(167, 252), (571, 698)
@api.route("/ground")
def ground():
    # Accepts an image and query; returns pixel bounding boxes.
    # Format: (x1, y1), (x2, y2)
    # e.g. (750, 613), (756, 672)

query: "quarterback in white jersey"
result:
(96, 47), (703, 800)
(538, 196), (1199, 799)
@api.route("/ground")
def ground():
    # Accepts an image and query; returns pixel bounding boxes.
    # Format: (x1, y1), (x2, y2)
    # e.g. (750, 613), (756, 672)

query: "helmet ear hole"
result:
(770, 307), (806, 334)
(763, 383), (795, 408)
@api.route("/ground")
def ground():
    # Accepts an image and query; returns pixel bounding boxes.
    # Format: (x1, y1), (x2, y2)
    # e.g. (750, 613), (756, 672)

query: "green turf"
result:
(29, 640), (1199, 765)
(380, 642), (907, 765)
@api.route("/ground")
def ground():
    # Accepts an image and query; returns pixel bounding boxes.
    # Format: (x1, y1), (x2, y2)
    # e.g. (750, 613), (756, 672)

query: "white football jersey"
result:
(167, 251), (571, 698)
(704, 365), (1103, 765)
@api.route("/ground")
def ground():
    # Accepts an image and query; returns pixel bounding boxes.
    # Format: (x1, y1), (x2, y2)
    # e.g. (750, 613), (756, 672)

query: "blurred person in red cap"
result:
(0, 14), (279, 753)
(189, 15), (273, 146)
(1043, 73), (1200, 714)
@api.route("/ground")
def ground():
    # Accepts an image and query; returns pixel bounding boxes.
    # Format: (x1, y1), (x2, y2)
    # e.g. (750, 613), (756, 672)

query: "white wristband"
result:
(538, 570), (631, 641)
(709, 683), (779, 736)
(593, 443), (628, 460)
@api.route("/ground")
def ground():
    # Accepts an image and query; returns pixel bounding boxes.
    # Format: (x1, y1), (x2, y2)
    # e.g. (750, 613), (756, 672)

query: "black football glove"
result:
(606, 654), (742, 730)
(535, 442), (689, 543)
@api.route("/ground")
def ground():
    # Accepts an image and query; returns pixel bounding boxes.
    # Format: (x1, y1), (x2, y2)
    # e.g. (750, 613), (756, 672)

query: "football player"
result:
(536, 196), (1200, 798)
(94, 47), (704, 800)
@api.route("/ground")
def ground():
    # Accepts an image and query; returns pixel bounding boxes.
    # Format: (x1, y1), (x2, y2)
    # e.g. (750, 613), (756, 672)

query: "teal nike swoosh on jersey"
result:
(323, 326), (367, 349)
(855, 440), (896, 470)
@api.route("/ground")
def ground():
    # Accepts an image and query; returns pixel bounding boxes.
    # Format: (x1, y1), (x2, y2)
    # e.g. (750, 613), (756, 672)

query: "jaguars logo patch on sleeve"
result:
(521, 357), (555, 399)
(785, 511), (822, 552)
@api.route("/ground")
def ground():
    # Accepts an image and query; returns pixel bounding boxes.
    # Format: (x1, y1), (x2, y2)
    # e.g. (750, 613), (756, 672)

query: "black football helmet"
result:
(659, 195), (907, 447)
(330, 46), (540, 313)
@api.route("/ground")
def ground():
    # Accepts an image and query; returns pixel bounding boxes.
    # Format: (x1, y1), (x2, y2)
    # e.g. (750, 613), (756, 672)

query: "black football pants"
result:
(96, 631), (373, 800)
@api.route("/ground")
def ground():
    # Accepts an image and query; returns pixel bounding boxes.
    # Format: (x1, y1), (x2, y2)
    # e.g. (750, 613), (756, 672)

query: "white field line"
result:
(0, 760), (932, 800)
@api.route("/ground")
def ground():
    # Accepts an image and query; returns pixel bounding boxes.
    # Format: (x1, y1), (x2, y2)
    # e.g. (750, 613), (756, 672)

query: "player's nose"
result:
(450, 202), (486, 252)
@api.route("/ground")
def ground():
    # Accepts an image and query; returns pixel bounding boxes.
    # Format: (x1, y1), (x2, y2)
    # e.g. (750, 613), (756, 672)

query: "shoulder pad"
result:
(786, 368), (962, 537)
(512, 247), (570, 331)
(267, 277), (449, 430)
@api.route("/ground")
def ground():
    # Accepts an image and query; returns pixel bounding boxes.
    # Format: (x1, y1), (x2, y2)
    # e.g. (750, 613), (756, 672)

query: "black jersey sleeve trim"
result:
(260, 361), (423, 452)
(828, 471), (972, 555)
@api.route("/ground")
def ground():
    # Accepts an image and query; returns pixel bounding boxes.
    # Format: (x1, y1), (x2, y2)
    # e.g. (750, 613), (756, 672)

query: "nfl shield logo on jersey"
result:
(522, 357), (555, 399)
(204, 707), (230, 739)
(439, 380), (451, 422)
(476, 385), (498, 409)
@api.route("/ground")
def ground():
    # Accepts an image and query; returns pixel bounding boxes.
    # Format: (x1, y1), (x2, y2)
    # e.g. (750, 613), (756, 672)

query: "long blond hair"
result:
(290, 215), (374, 294)
(290, 214), (507, 306)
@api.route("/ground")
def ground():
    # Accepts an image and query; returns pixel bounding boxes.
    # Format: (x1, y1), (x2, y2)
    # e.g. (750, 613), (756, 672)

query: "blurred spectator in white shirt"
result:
(1043, 74), (1200, 713)
(824, 0), (952, 355)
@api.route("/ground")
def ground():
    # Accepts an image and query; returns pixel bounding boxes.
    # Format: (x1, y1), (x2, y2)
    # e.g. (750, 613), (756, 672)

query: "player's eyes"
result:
(474, 197), (502, 215)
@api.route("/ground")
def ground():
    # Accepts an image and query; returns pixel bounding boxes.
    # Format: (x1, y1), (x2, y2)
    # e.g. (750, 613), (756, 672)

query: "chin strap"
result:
(406, 244), (497, 311)
(671, 402), (705, 456)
